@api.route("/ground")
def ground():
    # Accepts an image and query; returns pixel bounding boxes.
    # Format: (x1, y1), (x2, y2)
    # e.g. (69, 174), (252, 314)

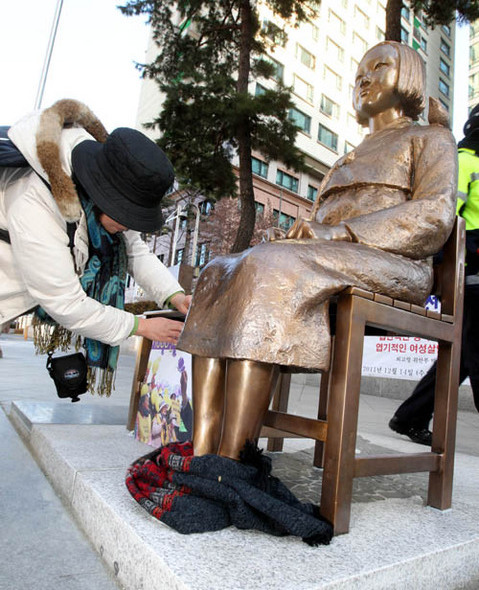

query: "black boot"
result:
(389, 416), (432, 446)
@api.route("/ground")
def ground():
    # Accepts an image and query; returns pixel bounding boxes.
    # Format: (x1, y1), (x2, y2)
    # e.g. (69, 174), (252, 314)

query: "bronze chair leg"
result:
(314, 368), (331, 468)
(266, 372), (291, 453)
(320, 296), (365, 534)
(218, 359), (280, 461)
(192, 356), (226, 456)
(428, 339), (461, 508)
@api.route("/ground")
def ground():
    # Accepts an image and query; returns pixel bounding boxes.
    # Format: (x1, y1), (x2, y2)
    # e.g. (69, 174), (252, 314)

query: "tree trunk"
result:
(231, 0), (256, 253)
(385, 0), (404, 41)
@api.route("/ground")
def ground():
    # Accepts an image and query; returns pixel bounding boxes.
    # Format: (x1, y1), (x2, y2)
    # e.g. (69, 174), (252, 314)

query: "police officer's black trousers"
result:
(393, 286), (479, 429)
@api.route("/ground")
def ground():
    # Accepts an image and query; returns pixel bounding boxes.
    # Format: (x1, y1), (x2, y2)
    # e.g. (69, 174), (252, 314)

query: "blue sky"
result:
(0, 1), (470, 139)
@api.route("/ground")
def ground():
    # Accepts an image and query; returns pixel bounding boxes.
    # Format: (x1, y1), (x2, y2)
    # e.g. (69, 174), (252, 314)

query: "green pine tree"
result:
(120, 0), (320, 252)
(386, 0), (479, 41)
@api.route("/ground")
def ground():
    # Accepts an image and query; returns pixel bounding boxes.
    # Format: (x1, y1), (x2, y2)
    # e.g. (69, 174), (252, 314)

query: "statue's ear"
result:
(428, 97), (450, 129)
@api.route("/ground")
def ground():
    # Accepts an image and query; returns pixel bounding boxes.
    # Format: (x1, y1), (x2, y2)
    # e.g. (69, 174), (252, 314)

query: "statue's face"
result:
(353, 44), (400, 119)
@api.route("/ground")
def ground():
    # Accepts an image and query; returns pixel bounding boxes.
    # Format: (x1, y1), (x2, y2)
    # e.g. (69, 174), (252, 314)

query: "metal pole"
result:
(170, 204), (182, 266)
(277, 188), (283, 227)
(190, 205), (200, 266)
(34, 0), (64, 110)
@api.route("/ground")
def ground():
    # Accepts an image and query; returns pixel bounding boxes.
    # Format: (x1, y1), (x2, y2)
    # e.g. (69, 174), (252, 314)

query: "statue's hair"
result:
(356, 41), (426, 125)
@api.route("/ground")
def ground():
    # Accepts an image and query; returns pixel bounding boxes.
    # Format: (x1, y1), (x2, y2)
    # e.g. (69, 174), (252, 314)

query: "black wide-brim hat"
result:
(71, 127), (174, 232)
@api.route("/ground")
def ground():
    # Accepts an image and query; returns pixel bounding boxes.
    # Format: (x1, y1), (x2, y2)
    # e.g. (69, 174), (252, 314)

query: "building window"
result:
(376, 1), (386, 17)
(320, 94), (339, 118)
(328, 10), (346, 35)
(353, 32), (368, 54)
(470, 73), (479, 100)
(440, 38), (451, 58)
(251, 156), (269, 178)
(439, 58), (450, 77)
(255, 83), (267, 96)
(413, 23), (421, 41)
(196, 243), (209, 267)
(344, 141), (355, 154)
(400, 27), (409, 44)
(414, 11), (425, 27)
(303, 20), (319, 42)
(439, 98), (449, 112)
(294, 75), (314, 101)
(289, 107), (311, 134)
(348, 112), (363, 134)
(255, 202), (265, 214)
(350, 58), (359, 74)
(326, 37), (344, 62)
(174, 248), (184, 265)
(376, 26), (385, 41)
(323, 66), (342, 91)
(276, 170), (299, 193)
(307, 185), (318, 202)
(471, 42), (479, 63)
(354, 6), (369, 29)
(296, 44), (316, 69)
(273, 210), (296, 230)
(420, 36), (427, 53)
(442, 24), (451, 37)
(439, 78), (450, 98)
(318, 123), (338, 152)
(264, 56), (284, 82)
(199, 201), (212, 215)
(261, 19), (287, 47)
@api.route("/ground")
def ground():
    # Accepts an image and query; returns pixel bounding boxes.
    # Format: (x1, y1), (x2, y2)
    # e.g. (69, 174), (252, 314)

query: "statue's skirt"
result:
(178, 239), (432, 372)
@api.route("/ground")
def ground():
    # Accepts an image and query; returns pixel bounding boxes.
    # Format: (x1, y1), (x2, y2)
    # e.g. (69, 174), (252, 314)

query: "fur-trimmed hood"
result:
(8, 99), (108, 221)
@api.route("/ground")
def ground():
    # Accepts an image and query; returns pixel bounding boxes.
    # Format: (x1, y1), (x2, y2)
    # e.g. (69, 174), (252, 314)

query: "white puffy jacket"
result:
(0, 111), (182, 345)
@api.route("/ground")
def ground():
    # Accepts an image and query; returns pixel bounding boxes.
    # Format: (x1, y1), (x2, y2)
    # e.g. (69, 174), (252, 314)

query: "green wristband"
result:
(129, 315), (139, 336)
(165, 290), (184, 309)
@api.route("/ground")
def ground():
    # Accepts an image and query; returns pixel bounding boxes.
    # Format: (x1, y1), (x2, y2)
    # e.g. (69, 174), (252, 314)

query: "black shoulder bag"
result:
(46, 351), (88, 402)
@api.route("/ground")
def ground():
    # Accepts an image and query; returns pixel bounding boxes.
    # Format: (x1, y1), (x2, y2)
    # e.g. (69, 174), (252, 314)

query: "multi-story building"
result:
(469, 20), (479, 111)
(128, 0), (456, 298)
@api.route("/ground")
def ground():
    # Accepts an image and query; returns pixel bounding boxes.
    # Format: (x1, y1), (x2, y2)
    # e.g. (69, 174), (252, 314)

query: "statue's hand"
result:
(286, 218), (352, 241)
(286, 218), (316, 239)
(262, 226), (287, 242)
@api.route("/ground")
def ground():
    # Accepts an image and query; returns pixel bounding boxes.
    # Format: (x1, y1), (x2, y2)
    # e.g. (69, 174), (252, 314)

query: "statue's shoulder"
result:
(407, 121), (455, 148)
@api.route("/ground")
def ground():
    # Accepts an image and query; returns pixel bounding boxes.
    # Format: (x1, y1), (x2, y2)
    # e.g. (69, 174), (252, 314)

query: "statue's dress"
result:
(178, 118), (458, 371)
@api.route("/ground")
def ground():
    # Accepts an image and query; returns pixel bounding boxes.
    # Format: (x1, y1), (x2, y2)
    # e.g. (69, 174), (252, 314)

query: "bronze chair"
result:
(262, 217), (465, 534)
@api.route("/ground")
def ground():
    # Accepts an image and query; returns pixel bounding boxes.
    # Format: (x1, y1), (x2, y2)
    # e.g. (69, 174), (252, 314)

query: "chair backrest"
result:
(434, 217), (465, 319)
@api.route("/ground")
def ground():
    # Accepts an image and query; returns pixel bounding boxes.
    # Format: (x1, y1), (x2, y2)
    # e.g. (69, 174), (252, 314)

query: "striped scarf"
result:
(34, 193), (127, 396)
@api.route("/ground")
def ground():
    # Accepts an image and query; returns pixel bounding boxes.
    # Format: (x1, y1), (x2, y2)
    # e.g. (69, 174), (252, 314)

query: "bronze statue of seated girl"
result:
(178, 41), (458, 460)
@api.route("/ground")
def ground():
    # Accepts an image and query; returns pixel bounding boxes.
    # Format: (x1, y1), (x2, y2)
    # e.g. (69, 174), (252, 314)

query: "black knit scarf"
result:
(126, 441), (333, 546)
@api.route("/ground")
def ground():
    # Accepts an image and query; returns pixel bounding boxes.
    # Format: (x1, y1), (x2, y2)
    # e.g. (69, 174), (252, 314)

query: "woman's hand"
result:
(136, 317), (184, 344)
(169, 292), (192, 314)
(286, 218), (352, 242)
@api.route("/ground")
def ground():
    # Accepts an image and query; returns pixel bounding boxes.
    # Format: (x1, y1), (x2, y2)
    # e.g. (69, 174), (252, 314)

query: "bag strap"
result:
(0, 228), (11, 244)
(0, 126), (77, 252)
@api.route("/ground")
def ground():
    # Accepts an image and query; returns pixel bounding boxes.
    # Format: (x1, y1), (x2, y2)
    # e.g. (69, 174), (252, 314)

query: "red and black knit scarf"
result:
(126, 442), (333, 546)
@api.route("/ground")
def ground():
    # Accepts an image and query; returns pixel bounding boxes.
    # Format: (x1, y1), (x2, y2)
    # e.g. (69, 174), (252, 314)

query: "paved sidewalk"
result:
(0, 334), (131, 590)
(2, 333), (479, 589)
